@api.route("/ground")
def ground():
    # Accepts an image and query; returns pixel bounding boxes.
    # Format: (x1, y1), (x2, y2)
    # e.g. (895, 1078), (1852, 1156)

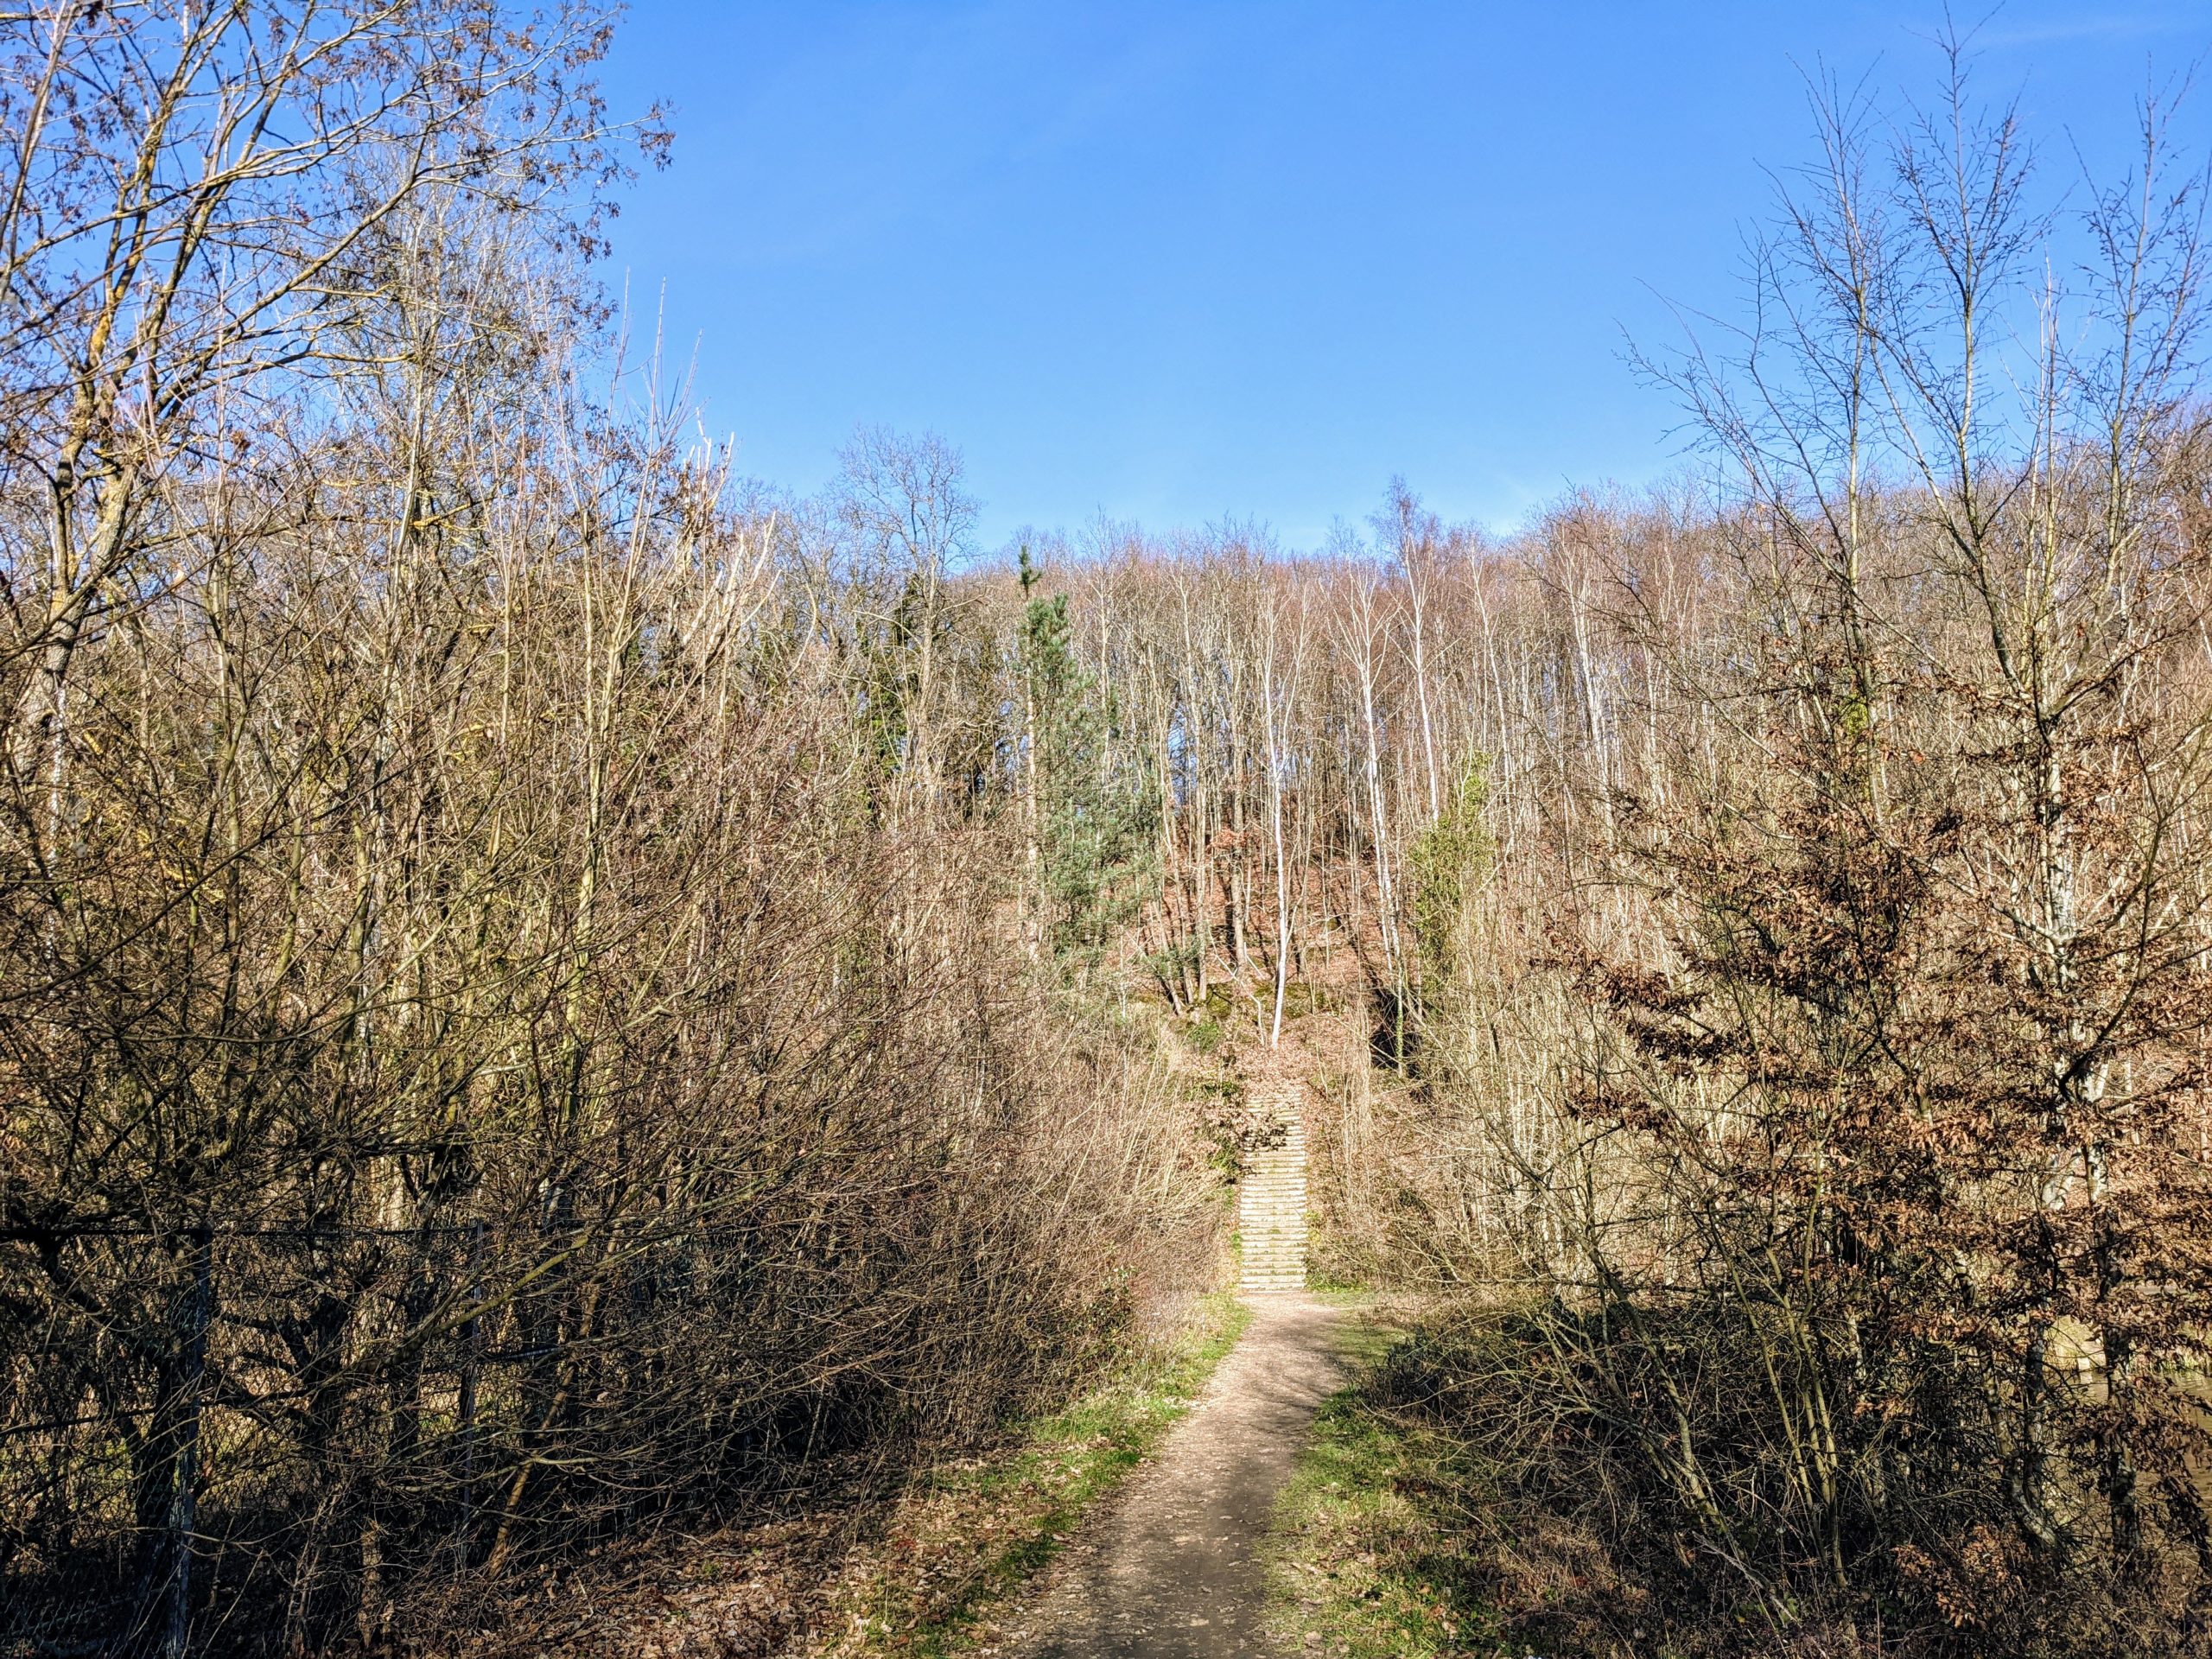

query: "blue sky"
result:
(592, 3), (2211, 549)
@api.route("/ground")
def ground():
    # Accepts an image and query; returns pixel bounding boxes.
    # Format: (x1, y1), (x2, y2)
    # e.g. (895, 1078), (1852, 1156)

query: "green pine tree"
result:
(1017, 546), (1156, 972)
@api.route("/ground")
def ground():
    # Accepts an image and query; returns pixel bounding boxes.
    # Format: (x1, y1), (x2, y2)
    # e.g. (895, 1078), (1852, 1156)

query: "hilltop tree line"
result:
(5, 3), (2212, 1656)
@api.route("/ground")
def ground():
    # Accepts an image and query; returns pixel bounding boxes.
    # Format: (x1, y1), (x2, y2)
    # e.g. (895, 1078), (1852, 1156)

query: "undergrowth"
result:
(457, 1281), (1249, 1659)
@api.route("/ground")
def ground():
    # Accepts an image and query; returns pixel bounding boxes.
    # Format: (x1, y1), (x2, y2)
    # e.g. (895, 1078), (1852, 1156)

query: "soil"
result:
(990, 1291), (1346, 1658)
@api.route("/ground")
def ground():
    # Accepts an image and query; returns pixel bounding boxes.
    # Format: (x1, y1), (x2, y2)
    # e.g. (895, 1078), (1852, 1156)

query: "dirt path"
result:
(993, 1292), (1345, 1659)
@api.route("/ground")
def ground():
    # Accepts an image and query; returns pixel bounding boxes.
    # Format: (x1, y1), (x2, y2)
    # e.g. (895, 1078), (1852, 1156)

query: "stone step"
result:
(1236, 1103), (1309, 1291)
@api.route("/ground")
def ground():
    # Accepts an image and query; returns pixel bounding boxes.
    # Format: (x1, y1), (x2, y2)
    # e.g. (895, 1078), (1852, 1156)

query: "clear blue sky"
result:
(593, 3), (2211, 549)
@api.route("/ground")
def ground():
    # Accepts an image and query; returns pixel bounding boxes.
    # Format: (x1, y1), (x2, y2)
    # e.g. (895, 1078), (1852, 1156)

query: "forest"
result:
(4, 3), (2212, 1656)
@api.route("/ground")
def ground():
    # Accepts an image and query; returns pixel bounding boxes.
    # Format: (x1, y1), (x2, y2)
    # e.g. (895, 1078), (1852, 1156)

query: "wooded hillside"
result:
(4, 5), (2211, 1655)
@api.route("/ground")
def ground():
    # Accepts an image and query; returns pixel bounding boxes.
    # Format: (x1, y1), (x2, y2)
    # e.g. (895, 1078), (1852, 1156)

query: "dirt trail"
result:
(994, 1291), (1344, 1659)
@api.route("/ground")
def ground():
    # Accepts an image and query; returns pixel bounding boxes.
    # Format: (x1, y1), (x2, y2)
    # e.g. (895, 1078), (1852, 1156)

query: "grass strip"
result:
(1265, 1307), (1501, 1659)
(820, 1291), (1252, 1656)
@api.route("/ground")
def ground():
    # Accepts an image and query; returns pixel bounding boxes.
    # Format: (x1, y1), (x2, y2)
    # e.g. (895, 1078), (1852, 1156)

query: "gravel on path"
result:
(994, 1291), (1345, 1659)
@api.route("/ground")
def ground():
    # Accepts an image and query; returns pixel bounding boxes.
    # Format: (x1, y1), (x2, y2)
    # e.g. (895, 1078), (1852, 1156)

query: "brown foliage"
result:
(0, 12), (1218, 1652)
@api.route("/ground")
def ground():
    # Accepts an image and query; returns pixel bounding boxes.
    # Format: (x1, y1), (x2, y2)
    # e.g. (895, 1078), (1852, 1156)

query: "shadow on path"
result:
(996, 1292), (1345, 1658)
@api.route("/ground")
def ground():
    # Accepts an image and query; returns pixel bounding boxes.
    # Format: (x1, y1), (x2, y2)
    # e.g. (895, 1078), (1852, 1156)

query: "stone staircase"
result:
(1237, 1081), (1309, 1294)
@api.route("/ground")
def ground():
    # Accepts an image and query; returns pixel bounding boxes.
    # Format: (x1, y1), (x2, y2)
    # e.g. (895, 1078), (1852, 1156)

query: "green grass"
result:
(1265, 1308), (1502, 1659)
(828, 1293), (1252, 1656)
